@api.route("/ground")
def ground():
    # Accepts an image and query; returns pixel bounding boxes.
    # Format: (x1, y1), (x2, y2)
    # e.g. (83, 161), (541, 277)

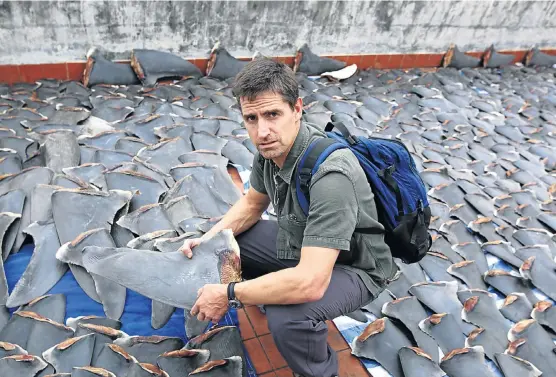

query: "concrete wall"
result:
(1, 0), (556, 65)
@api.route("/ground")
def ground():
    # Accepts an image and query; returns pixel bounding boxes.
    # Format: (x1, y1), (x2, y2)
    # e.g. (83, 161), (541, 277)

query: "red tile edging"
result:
(1, 49), (556, 85)
(238, 306), (369, 376)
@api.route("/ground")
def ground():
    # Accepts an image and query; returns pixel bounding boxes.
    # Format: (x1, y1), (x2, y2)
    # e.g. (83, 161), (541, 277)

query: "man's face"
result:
(240, 91), (302, 165)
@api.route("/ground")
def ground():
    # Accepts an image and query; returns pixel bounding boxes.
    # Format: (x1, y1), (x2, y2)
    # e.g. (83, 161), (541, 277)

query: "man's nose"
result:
(258, 121), (270, 139)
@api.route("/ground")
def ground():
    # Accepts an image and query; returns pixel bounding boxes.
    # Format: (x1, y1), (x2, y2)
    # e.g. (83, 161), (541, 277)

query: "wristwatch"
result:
(227, 282), (243, 308)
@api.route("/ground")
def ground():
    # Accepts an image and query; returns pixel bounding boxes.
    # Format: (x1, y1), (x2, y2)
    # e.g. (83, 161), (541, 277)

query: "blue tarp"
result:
(4, 243), (258, 376)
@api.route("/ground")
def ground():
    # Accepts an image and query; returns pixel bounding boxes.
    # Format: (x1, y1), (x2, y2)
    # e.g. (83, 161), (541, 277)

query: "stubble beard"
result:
(259, 146), (284, 160)
(257, 136), (284, 160)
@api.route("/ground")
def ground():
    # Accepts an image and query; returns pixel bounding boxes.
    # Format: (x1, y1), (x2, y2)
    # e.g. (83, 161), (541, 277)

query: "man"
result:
(181, 58), (398, 377)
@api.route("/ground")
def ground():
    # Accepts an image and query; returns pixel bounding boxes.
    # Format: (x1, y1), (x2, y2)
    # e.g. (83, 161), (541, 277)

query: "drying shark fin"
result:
(525, 46), (556, 67)
(482, 45), (515, 68)
(443, 44), (481, 69)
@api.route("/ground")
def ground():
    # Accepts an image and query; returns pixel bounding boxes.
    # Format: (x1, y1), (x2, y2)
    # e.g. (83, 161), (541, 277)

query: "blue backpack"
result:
(295, 122), (432, 264)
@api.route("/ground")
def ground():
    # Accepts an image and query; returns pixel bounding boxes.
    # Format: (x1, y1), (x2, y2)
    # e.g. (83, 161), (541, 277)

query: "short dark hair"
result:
(233, 58), (299, 110)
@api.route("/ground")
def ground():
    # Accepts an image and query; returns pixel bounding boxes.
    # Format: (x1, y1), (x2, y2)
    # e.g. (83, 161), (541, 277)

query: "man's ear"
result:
(294, 97), (303, 120)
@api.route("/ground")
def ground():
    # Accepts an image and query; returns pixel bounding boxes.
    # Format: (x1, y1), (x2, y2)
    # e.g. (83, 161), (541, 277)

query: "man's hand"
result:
(179, 238), (201, 259)
(190, 284), (229, 323)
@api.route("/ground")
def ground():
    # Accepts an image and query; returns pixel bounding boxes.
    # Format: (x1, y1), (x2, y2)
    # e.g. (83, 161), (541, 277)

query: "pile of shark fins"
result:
(83, 42), (359, 87)
(443, 43), (556, 69)
(84, 47), (203, 88)
(82, 41), (556, 90)
(2, 40), (556, 377)
(0, 293), (245, 376)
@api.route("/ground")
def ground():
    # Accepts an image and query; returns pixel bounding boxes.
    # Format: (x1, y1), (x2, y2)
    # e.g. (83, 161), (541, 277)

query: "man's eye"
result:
(246, 115), (255, 122)
(269, 112), (278, 117)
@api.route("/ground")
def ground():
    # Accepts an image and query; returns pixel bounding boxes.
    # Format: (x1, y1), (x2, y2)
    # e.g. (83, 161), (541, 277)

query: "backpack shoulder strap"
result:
(295, 137), (345, 216)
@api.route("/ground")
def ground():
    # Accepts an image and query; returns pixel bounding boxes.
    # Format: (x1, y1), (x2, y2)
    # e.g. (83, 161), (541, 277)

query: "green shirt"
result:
(249, 121), (398, 299)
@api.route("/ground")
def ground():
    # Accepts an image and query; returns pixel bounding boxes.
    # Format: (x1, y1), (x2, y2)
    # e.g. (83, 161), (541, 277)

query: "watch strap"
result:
(227, 282), (243, 308)
(227, 282), (237, 301)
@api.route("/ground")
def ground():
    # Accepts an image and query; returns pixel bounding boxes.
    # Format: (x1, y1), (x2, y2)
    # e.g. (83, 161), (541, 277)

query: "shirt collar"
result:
(275, 122), (316, 183)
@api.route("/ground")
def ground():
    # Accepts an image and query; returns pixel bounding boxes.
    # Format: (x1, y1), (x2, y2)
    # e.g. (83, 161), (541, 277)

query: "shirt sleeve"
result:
(302, 171), (358, 251)
(249, 152), (267, 195)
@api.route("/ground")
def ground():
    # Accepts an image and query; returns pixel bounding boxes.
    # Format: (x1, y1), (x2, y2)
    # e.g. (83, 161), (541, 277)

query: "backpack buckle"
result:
(386, 165), (395, 175)
(417, 199), (423, 211)
(347, 135), (357, 145)
(299, 167), (312, 188)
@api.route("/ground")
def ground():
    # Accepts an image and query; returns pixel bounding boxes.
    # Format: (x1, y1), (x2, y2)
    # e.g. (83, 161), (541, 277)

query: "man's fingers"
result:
(197, 312), (206, 322)
(179, 245), (193, 258)
(179, 239), (202, 259)
(190, 303), (199, 317)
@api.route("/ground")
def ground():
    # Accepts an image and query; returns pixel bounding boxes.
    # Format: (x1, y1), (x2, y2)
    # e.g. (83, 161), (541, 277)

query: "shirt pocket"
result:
(277, 213), (306, 260)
